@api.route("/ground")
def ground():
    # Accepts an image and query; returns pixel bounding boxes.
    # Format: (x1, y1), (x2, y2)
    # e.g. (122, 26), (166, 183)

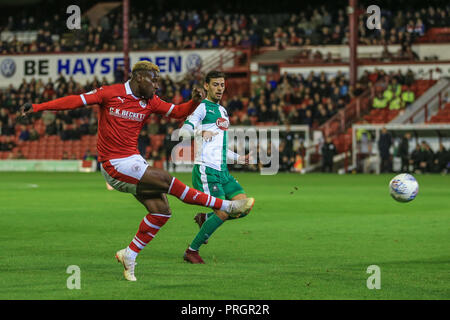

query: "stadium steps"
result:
(391, 78), (447, 124)
(428, 103), (450, 123)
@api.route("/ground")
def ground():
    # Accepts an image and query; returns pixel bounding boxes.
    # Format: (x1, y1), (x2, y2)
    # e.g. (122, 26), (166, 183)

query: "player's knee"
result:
(160, 205), (172, 217)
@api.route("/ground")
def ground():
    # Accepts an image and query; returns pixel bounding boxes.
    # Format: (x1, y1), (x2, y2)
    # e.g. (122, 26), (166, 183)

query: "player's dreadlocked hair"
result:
(131, 61), (160, 77)
(205, 70), (226, 84)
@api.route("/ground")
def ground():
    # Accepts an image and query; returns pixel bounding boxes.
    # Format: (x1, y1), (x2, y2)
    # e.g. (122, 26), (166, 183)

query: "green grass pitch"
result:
(0, 172), (448, 300)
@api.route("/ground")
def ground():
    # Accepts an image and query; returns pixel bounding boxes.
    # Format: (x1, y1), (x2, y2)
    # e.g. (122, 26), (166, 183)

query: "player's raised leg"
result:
(137, 166), (254, 217)
(116, 193), (171, 281)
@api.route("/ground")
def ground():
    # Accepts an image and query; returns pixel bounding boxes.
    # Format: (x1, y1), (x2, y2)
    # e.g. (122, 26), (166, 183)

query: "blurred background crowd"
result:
(0, 2), (448, 54)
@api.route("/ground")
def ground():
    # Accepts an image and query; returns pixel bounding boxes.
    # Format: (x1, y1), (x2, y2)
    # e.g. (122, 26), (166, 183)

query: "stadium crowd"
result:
(369, 69), (417, 110)
(1, 64), (433, 173)
(0, 3), (449, 54)
(0, 65), (375, 168)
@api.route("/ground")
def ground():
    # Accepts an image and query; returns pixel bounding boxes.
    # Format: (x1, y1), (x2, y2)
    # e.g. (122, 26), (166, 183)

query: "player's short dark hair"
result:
(205, 71), (226, 84)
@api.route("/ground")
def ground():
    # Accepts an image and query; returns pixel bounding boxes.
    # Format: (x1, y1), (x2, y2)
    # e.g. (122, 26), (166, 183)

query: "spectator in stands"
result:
(372, 91), (388, 109)
(3, 136), (16, 151)
(60, 123), (73, 141)
(433, 143), (449, 173)
(29, 128), (40, 141)
(411, 141), (434, 173)
(227, 96), (244, 116)
(302, 109), (314, 127)
(258, 104), (271, 122)
(383, 86), (394, 104)
(389, 78), (402, 98)
(1, 118), (15, 136)
(278, 141), (292, 172)
(401, 86), (415, 107)
(78, 118), (90, 135)
(71, 123), (81, 140)
(0, 108), (8, 125)
(172, 90), (184, 104)
(378, 127), (392, 173)
(419, 141), (435, 173)
(287, 109), (300, 124)
(336, 97), (346, 110)
(316, 104), (329, 125)
(280, 154), (293, 172)
(330, 87), (341, 105)
(18, 125), (30, 141)
(147, 117), (160, 135)
(326, 102), (337, 118)
(238, 113), (251, 125)
(399, 132), (412, 172)
(410, 144), (422, 172)
(321, 136), (337, 173)
(388, 95), (403, 110)
(281, 123), (294, 157)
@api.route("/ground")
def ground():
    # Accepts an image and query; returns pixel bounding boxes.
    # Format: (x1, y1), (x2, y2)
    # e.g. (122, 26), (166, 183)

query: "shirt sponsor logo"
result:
(109, 107), (145, 121)
(139, 100), (147, 108)
(216, 118), (229, 131)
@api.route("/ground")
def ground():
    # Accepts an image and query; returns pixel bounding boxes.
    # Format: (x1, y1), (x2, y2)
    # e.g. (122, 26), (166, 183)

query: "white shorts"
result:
(100, 154), (149, 194)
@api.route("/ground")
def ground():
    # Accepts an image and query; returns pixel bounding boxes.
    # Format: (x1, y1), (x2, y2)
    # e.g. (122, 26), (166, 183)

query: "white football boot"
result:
(115, 248), (137, 281)
(228, 197), (255, 218)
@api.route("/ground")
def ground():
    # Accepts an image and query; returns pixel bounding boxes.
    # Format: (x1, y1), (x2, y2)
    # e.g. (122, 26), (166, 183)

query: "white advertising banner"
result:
(0, 49), (229, 87)
(280, 62), (450, 80)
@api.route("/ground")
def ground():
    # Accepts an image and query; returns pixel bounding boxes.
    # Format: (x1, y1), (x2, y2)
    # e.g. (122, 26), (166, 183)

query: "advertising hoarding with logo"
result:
(0, 49), (231, 87)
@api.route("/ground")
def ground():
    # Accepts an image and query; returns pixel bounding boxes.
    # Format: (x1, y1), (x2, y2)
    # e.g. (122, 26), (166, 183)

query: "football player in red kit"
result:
(20, 61), (254, 281)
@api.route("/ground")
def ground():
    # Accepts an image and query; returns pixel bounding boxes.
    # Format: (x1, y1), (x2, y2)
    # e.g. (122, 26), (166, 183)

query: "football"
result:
(389, 173), (419, 202)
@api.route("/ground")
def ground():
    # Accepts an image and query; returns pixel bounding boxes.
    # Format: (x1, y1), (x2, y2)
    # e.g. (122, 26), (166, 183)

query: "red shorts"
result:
(100, 154), (149, 194)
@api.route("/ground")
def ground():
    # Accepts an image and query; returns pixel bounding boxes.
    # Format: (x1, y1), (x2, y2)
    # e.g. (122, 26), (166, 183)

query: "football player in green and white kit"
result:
(179, 70), (253, 264)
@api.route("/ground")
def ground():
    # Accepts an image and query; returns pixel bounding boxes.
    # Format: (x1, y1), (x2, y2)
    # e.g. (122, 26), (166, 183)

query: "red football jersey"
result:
(33, 81), (198, 162)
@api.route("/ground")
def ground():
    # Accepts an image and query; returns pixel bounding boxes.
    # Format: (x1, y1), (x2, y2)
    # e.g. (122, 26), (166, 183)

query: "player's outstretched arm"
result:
(20, 90), (104, 117)
(152, 87), (205, 119)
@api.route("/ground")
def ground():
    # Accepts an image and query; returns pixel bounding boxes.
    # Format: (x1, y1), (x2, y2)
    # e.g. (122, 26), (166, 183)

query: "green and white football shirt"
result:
(182, 99), (238, 171)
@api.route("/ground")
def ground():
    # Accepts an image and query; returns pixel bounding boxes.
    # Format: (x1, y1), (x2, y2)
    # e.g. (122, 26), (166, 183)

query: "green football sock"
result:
(190, 213), (223, 251)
